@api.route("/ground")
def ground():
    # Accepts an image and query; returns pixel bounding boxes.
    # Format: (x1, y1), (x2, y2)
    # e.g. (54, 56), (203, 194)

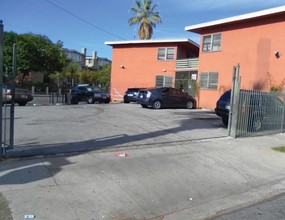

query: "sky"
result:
(1, 0), (285, 60)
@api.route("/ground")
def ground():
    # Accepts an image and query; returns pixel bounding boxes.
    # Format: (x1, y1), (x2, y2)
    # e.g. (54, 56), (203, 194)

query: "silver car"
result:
(2, 85), (33, 106)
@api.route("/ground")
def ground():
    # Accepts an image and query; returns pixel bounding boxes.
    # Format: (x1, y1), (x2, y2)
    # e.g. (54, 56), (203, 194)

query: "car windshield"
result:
(86, 87), (93, 92)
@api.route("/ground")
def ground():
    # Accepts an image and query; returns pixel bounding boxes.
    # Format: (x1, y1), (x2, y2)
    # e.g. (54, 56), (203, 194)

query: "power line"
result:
(44, 0), (125, 40)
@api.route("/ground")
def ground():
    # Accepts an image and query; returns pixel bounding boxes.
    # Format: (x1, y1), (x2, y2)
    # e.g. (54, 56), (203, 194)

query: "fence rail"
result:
(31, 93), (67, 105)
(234, 90), (285, 137)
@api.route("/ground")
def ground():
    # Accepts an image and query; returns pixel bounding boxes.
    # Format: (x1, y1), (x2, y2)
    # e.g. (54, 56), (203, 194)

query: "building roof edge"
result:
(105, 38), (199, 47)
(185, 5), (285, 33)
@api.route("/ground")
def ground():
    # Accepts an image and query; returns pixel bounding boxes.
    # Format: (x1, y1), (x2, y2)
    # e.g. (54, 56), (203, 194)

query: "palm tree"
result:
(128, 0), (162, 40)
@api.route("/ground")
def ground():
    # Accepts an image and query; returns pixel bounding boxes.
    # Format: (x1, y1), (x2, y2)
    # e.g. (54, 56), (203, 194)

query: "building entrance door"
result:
(175, 71), (198, 97)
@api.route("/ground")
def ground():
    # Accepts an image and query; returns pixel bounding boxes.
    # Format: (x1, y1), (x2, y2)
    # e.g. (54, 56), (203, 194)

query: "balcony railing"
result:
(176, 58), (199, 69)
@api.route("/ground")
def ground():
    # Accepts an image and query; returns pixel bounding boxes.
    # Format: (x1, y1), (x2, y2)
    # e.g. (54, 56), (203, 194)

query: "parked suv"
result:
(137, 87), (196, 109)
(70, 84), (110, 104)
(215, 90), (283, 131)
(123, 88), (144, 103)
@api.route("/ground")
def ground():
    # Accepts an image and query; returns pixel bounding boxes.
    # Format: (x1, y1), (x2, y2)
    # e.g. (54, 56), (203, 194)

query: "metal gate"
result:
(229, 65), (285, 138)
(1, 22), (15, 157)
(1, 86), (15, 157)
(2, 101), (14, 150)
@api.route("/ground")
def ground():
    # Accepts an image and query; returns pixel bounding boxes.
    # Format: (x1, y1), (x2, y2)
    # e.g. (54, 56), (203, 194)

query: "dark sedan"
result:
(136, 87), (196, 109)
(70, 84), (110, 104)
(123, 88), (144, 103)
(93, 90), (110, 103)
(215, 90), (284, 131)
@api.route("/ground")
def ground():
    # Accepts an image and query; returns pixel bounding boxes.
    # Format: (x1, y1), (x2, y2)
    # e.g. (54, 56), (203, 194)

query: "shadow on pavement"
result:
(6, 111), (227, 158)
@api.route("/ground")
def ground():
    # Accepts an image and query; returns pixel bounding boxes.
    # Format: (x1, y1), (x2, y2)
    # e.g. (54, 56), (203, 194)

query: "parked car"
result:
(215, 90), (283, 131)
(2, 85), (33, 106)
(136, 87), (196, 109)
(123, 88), (144, 103)
(70, 84), (110, 104)
(215, 90), (231, 126)
(92, 90), (110, 103)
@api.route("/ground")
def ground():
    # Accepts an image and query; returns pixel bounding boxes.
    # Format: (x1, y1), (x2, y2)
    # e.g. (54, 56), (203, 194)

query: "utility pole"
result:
(0, 20), (4, 157)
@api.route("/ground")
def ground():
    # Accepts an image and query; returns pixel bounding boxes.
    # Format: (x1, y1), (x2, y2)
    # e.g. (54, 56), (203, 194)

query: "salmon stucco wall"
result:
(198, 15), (285, 109)
(110, 44), (177, 101)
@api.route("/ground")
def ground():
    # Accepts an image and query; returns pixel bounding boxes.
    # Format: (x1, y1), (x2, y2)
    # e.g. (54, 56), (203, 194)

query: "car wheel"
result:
(87, 96), (94, 104)
(251, 116), (263, 132)
(18, 102), (27, 106)
(222, 118), (228, 126)
(152, 100), (162, 109)
(70, 96), (79, 104)
(186, 100), (194, 109)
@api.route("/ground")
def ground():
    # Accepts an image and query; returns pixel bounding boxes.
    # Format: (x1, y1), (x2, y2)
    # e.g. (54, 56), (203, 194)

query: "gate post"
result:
(281, 93), (285, 132)
(228, 65), (241, 138)
(9, 44), (17, 150)
(0, 21), (4, 157)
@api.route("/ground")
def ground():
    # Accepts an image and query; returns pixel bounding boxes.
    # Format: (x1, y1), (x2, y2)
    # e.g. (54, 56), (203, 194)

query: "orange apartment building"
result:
(186, 5), (285, 109)
(105, 39), (199, 102)
(106, 6), (285, 109)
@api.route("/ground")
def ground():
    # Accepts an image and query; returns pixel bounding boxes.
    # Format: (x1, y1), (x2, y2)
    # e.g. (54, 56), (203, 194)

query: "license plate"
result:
(20, 95), (27, 98)
(127, 94), (133, 96)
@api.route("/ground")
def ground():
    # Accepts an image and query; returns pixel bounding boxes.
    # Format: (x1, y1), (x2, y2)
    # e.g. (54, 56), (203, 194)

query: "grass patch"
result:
(272, 146), (285, 153)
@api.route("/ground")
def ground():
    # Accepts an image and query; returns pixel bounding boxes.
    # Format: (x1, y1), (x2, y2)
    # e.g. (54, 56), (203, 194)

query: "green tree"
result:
(3, 32), (68, 79)
(49, 71), (66, 89)
(3, 32), (17, 76)
(128, 0), (162, 40)
(77, 69), (97, 84)
(96, 64), (111, 90)
(64, 63), (79, 86)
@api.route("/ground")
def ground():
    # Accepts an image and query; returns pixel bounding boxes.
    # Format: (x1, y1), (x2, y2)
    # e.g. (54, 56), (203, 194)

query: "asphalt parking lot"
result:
(2, 103), (285, 220)
(8, 102), (227, 157)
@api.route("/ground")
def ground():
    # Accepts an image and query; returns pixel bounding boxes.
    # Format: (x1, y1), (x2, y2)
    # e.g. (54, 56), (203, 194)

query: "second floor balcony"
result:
(176, 58), (199, 70)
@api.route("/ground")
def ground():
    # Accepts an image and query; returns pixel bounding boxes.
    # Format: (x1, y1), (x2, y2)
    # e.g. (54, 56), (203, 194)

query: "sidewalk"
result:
(1, 133), (285, 220)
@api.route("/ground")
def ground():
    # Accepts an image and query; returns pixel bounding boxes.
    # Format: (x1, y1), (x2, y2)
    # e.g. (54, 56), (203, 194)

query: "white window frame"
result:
(157, 48), (175, 60)
(156, 75), (173, 87)
(200, 72), (219, 89)
(202, 33), (221, 52)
